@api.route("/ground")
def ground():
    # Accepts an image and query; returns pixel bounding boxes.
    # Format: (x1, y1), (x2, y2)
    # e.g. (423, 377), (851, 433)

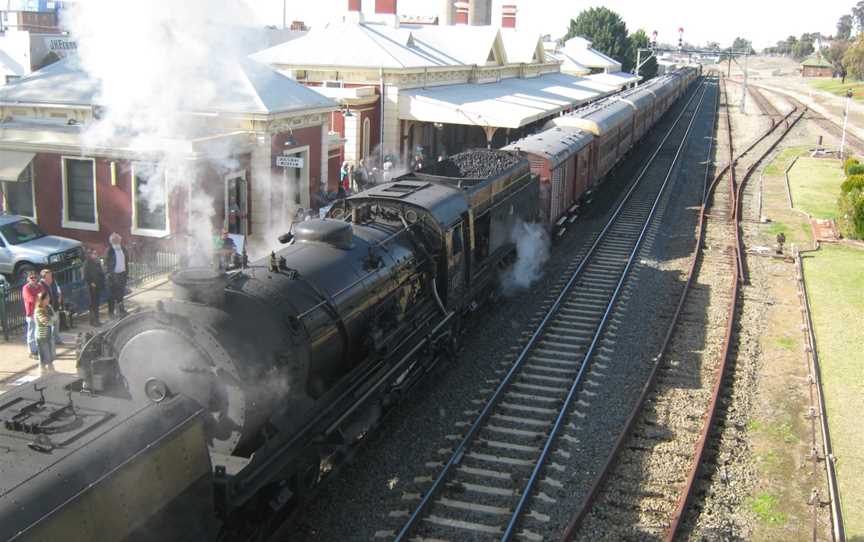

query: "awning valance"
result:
(399, 73), (619, 130)
(0, 150), (35, 182)
(589, 71), (641, 88)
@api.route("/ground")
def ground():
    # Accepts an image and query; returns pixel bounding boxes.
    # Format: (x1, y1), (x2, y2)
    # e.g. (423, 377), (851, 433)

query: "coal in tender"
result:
(419, 149), (522, 179)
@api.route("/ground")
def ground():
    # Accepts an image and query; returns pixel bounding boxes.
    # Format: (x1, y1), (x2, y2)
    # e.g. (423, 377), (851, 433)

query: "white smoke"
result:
(501, 221), (550, 295)
(62, 0), (268, 264)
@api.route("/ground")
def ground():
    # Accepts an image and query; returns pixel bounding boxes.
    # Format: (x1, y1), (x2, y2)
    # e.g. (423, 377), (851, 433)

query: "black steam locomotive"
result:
(0, 150), (539, 541)
(0, 67), (701, 541)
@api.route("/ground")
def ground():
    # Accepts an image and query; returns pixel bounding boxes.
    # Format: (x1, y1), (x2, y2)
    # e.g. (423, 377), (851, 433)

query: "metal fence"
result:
(1, 250), (180, 341)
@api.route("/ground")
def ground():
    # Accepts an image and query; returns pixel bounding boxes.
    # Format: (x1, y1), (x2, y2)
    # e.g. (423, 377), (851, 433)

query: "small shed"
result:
(801, 54), (834, 78)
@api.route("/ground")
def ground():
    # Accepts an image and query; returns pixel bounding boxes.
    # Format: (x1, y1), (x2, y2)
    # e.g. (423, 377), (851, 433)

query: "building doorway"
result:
(225, 171), (248, 235)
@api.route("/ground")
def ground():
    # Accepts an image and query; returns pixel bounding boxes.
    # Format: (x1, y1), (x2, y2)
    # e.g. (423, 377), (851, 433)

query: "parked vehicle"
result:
(0, 214), (85, 281)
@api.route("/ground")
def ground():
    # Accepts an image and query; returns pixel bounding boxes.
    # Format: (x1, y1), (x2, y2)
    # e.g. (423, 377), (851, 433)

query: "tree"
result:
(844, 33), (864, 78)
(838, 14), (854, 40)
(564, 7), (630, 69)
(628, 29), (658, 80)
(854, 0), (864, 31)
(731, 37), (754, 54)
(793, 33), (815, 58)
(825, 40), (850, 75)
(705, 41), (721, 51)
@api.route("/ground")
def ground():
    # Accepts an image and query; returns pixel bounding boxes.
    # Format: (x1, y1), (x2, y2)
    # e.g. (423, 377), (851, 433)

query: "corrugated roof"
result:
(0, 57), (336, 115)
(503, 126), (592, 168)
(252, 21), (504, 69)
(801, 54), (833, 68)
(399, 72), (619, 129)
(560, 37), (622, 72)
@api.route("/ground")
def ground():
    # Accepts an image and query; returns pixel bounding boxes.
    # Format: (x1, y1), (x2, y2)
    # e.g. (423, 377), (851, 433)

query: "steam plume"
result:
(501, 221), (550, 295)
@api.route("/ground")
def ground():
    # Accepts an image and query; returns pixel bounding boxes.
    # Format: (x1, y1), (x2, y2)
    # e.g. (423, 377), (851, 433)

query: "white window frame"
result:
(61, 156), (99, 231)
(130, 163), (170, 238)
(1, 162), (37, 221)
(362, 118), (371, 159)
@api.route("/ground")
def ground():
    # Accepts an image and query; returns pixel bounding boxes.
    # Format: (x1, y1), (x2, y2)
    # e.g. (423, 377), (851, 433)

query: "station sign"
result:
(44, 37), (78, 57)
(276, 156), (304, 168)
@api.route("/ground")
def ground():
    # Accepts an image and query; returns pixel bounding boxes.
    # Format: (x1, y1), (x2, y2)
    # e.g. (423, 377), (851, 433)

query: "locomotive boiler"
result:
(0, 150), (539, 541)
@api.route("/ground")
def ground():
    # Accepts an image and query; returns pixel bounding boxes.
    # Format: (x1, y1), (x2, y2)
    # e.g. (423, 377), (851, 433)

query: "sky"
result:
(252, 0), (855, 50)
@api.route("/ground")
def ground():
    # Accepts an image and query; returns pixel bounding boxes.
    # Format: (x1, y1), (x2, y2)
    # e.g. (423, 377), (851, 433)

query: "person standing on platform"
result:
(21, 271), (45, 359)
(105, 233), (129, 319)
(84, 248), (105, 327)
(33, 291), (55, 375)
(38, 269), (62, 347)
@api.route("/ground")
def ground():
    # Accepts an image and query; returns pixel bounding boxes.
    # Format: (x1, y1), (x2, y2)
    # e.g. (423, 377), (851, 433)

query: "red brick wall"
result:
(30, 152), (253, 254)
(375, 0), (397, 14)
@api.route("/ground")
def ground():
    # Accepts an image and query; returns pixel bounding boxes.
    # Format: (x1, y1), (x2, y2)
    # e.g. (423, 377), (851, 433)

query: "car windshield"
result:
(0, 219), (46, 245)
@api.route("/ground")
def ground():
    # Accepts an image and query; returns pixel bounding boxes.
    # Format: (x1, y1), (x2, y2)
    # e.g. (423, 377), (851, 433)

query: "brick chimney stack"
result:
(346, 0), (364, 23)
(375, 0), (399, 27)
(502, 4), (517, 28)
(454, 1), (469, 25)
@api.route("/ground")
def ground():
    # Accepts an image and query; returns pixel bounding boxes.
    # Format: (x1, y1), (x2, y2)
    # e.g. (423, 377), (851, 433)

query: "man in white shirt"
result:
(104, 232), (129, 318)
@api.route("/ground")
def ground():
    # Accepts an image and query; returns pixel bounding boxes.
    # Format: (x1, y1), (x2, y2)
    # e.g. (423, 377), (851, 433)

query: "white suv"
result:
(0, 214), (85, 281)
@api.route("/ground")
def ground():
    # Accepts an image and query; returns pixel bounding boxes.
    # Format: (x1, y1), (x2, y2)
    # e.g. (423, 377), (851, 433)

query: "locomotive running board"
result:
(218, 310), (456, 514)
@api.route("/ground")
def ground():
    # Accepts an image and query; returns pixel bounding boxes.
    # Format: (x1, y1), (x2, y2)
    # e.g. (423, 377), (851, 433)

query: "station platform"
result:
(0, 278), (173, 395)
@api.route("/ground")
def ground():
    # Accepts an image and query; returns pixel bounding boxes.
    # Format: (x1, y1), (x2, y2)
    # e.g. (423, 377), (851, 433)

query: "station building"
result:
(0, 57), (337, 252)
(0, 2), (73, 84)
(251, 0), (639, 172)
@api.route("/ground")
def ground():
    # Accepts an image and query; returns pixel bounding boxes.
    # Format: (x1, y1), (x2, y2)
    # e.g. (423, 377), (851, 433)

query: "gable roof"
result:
(499, 28), (545, 64)
(560, 37), (622, 72)
(251, 20), (506, 69)
(0, 56), (336, 116)
(801, 54), (833, 68)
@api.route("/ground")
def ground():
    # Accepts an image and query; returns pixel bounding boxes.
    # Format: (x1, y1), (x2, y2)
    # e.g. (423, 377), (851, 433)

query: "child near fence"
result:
(33, 291), (55, 375)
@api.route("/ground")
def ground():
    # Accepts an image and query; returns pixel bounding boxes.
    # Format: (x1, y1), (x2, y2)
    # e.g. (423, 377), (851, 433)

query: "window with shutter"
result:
(63, 158), (96, 227)
(133, 165), (168, 233)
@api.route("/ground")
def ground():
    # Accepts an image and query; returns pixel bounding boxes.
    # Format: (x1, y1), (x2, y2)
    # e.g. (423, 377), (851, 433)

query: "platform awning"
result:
(588, 71), (641, 89)
(0, 150), (35, 182)
(399, 73), (618, 130)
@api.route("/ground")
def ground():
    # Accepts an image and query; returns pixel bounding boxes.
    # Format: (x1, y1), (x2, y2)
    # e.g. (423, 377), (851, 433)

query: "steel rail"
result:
(559, 74), (721, 541)
(393, 79), (710, 542)
(666, 79), (805, 539)
(796, 251), (846, 542)
(502, 82), (711, 541)
(664, 74), (740, 538)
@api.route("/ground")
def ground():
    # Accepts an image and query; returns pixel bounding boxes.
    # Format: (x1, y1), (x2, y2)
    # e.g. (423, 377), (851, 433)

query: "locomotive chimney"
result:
(346, 0), (364, 23)
(375, 0), (399, 27)
(454, 1), (469, 25)
(501, 4), (517, 28)
(170, 268), (230, 307)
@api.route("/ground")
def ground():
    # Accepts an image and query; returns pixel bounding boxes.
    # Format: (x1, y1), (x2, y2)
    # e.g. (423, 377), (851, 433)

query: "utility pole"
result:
(740, 52), (749, 112)
(840, 88), (853, 160)
(282, 0), (287, 29)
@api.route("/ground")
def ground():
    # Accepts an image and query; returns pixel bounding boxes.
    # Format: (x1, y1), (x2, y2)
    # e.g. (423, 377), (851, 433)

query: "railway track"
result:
(562, 76), (807, 541)
(371, 77), (714, 542)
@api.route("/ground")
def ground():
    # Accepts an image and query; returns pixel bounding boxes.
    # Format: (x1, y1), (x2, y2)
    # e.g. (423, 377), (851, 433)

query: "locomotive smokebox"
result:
(170, 267), (230, 307)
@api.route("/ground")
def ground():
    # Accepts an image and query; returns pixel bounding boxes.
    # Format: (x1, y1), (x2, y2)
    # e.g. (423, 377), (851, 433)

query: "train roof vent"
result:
(294, 219), (353, 250)
(380, 181), (430, 197)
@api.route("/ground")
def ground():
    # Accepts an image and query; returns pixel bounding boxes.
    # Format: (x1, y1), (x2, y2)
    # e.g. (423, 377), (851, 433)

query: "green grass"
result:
(749, 493), (788, 525)
(761, 219), (813, 246)
(775, 336), (796, 350)
(764, 147), (809, 176)
(803, 244), (864, 538)
(809, 78), (864, 102)
(787, 157), (845, 219)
